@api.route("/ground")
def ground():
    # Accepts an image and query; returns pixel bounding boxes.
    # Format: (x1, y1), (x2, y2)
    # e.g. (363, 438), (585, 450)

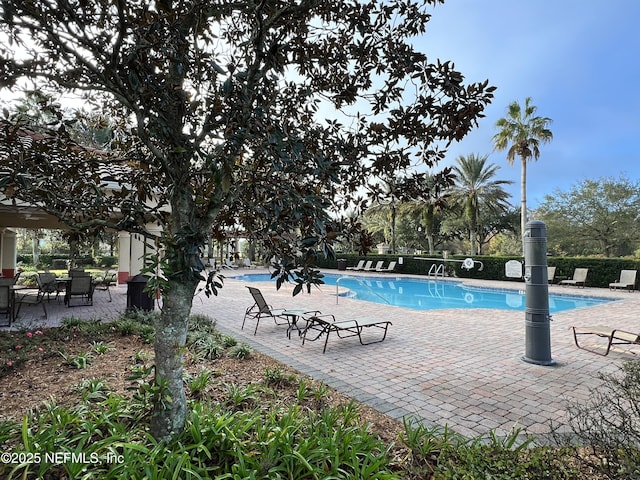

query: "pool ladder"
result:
(335, 276), (391, 305)
(428, 263), (445, 278)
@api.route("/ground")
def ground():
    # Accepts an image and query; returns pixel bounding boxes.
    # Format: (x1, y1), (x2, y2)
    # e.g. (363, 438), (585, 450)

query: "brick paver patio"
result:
(6, 269), (640, 441)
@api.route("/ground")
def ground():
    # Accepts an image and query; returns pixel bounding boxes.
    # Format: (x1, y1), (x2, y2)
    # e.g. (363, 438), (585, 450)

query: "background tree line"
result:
(358, 168), (640, 259)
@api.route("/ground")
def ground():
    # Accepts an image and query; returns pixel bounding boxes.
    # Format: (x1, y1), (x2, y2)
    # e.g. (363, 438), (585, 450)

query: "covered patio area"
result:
(0, 196), (160, 285)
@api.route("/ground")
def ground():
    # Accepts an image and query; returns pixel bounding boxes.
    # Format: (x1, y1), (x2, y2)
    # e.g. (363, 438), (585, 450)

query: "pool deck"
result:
(5, 269), (640, 441)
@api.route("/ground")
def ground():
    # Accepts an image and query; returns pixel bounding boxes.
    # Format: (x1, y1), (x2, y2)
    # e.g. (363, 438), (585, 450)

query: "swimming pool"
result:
(233, 273), (613, 312)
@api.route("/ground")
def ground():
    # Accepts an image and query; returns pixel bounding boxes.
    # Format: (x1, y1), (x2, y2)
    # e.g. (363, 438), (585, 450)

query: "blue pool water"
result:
(233, 273), (613, 312)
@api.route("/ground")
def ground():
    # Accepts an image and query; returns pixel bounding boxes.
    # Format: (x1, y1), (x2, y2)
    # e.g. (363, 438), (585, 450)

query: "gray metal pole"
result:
(522, 220), (555, 366)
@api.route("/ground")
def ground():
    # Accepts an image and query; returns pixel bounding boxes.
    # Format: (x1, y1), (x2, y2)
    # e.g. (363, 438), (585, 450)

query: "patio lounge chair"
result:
(346, 260), (366, 271)
(572, 325), (640, 356)
(559, 268), (589, 287)
(243, 258), (258, 269)
(547, 266), (556, 284)
(302, 314), (392, 353)
(364, 261), (383, 272)
(377, 261), (397, 272)
(357, 260), (373, 272)
(221, 259), (238, 269)
(609, 269), (637, 292)
(243, 286), (319, 336)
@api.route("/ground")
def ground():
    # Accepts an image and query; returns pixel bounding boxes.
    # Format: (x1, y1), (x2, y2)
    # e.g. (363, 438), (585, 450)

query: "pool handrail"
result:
(428, 263), (445, 278)
(335, 276), (391, 305)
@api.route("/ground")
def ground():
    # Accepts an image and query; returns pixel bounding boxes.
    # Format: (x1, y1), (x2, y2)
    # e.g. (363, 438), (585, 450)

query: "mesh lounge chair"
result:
(364, 261), (383, 272)
(243, 258), (258, 269)
(243, 286), (319, 336)
(377, 261), (397, 272)
(609, 269), (637, 292)
(572, 325), (640, 356)
(358, 260), (373, 272)
(221, 259), (238, 270)
(302, 314), (392, 353)
(559, 268), (589, 287)
(547, 266), (556, 284)
(346, 260), (366, 271)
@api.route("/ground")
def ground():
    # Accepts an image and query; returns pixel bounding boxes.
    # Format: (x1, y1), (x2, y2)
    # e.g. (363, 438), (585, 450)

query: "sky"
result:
(419, 0), (640, 210)
(4, 1), (638, 212)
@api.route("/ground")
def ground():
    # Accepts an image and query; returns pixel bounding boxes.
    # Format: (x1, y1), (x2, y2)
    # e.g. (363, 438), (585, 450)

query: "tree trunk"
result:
(466, 198), (478, 256)
(32, 234), (40, 267)
(150, 277), (198, 442)
(390, 205), (397, 254)
(426, 234), (434, 254)
(423, 206), (435, 255)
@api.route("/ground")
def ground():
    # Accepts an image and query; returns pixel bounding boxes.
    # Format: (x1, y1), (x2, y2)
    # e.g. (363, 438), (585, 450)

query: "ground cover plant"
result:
(0, 312), (616, 478)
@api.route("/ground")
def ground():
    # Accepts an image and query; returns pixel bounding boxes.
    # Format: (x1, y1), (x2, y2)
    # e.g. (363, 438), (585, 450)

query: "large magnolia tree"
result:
(0, 0), (495, 441)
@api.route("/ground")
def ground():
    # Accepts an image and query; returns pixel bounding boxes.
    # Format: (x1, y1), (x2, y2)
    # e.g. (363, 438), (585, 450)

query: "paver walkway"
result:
(6, 269), (640, 441)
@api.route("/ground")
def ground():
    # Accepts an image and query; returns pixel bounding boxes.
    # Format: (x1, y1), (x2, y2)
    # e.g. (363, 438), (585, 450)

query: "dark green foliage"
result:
(95, 256), (118, 268)
(0, 395), (398, 480)
(17, 254), (95, 268)
(401, 419), (579, 479)
(558, 360), (640, 479)
(321, 253), (640, 288)
(536, 176), (640, 257)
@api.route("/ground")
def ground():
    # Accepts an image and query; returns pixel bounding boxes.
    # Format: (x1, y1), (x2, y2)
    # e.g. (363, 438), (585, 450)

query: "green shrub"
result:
(189, 334), (224, 360)
(320, 253), (640, 288)
(186, 368), (212, 399)
(559, 359), (640, 479)
(188, 313), (217, 334)
(74, 377), (111, 402)
(227, 343), (252, 359)
(52, 259), (68, 269)
(60, 350), (92, 369)
(95, 256), (118, 268)
(400, 419), (578, 479)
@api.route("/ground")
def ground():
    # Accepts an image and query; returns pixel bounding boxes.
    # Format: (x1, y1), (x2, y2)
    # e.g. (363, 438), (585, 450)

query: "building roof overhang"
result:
(0, 201), (67, 229)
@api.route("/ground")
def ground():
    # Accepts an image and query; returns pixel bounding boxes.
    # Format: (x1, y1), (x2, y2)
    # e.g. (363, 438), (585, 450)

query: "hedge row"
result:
(17, 254), (118, 268)
(321, 254), (640, 289)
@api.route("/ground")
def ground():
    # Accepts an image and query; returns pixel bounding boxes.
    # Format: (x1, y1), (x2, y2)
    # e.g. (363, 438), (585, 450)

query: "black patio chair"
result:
(64, 275), (96, 307)
(242, 286), (319, 336)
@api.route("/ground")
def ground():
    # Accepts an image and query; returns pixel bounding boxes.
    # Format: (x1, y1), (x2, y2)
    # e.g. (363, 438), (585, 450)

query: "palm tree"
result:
(450, 154), (513, 255)
(402, 173), (450, 254)
(365, 177), (401, 253)
(493, 97), (553, 239)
